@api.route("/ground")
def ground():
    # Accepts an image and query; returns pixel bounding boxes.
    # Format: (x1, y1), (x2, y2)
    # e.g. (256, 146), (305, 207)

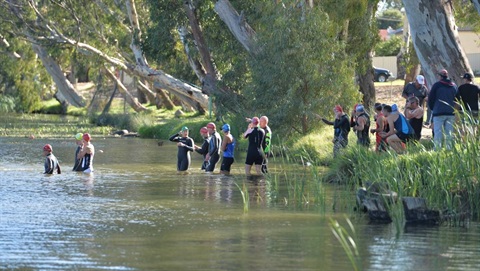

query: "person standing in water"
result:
(77, 133), (95, 173)
(220, 124), (235, 175)
(169, 126), (195, 172)
(259, 116), (272, 173)
(205, 122), (222, 173)
(43, 144), (61, 174)
(73, 133), (84, 171)
(243, 117), (265, 176)
(194, 127), (210, 170)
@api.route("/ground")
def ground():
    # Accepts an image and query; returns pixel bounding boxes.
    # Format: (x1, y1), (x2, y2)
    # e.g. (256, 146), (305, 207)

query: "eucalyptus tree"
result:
(0, 0), (210, 112)
(0, 25), (48, 112)
(454, 0), (480, 32)
(473, 0), (480, 15)
(245, 1), (360, 134)
(402, 0), (473, 87)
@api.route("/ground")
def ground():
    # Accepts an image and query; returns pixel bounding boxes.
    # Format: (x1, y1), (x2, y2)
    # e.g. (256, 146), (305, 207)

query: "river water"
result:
(1, 136), (480, 270)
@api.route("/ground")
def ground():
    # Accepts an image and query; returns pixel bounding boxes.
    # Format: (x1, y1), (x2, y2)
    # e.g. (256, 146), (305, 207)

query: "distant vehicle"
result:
(374, 67), (394, 82)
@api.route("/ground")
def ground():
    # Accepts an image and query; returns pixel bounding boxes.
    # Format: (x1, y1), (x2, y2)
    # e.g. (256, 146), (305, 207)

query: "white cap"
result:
(416, 75), (425, 85)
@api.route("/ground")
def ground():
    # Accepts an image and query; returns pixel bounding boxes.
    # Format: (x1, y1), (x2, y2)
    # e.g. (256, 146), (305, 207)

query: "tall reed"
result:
(329, 217), (361, 271)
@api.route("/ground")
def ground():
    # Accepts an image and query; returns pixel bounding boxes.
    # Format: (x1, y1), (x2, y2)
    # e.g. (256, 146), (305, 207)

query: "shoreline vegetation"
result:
(2, 80), (479, 225)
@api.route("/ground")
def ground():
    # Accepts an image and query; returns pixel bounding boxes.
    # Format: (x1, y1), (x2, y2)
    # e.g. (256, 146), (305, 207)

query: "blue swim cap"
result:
(222, 124), (230, 132)
(392, 104), (398, 112)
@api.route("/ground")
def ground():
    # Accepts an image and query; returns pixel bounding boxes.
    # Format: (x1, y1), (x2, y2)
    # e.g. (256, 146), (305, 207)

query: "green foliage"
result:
(0, 95), (16, 113)
(91, 112), (157, 133)
(453, 0), (480, 32)
(375, 36), (402, 56)
(376, 9), (403, 30)
(246, 2), (359, 134)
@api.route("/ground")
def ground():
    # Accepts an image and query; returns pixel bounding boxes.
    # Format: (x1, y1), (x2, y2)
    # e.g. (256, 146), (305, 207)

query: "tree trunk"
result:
(31, 43), (86, 108)
(184, 1), (217, 80)
(177, 26), (206, 82)
(358, 56), (376, 109)
(474, 0), (480, 16)
(396, 8), (410, 80)
(214, 0), (257, 55)
(153, 83), (176, 110)
(103, 67), (148, 112)
(137, 79), (157, 104)
(403, 0), (473, 87)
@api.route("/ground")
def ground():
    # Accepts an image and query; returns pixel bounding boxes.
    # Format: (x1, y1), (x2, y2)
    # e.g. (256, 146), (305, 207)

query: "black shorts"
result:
(397, 132), (413, 143)
(220, 157), (234, 172)
(245, 154), (263, 166)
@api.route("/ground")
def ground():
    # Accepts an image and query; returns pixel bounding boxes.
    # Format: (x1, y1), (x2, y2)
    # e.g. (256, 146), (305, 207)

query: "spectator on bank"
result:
(456, 72), (480, 121)
(351, 104), (370, 147)
(428, 69), (458, 150)
(404, 97), (424, 141)
(380, 104), (415, 154)
(370, 103), (387, 152)
(321, 105), (350, 157)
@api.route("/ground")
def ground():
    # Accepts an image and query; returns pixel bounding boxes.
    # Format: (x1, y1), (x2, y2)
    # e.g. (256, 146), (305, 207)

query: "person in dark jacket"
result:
(321, 105), (350, 157)
(428, 69), (457, 150)
(456, 72), (480, 122)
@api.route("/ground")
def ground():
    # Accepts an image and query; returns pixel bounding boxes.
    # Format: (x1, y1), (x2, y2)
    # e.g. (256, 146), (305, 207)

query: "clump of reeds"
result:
(235, 181), (250, 213)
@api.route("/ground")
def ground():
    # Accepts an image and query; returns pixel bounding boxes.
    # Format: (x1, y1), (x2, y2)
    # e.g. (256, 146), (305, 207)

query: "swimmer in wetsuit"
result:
(43, 144), (61, 174)
(243, 117), (266, 176)
(169, 126), (195, 172)
(73, 133), (84, 171)
(220, 124), (235, 175)
(194, 127), (210, 170)
(205, 122), (222, 173)
(77, 133), (95, 173)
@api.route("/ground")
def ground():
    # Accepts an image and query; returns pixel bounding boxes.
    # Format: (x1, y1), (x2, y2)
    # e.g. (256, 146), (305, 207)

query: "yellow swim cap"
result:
(75, 133), (83, 141)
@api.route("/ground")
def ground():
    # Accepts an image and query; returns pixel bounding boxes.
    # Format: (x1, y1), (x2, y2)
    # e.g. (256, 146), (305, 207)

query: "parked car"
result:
(374, 67), (394, 82)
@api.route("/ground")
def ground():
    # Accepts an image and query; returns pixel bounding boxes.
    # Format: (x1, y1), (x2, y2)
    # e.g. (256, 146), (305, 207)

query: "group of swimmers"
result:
(43, 132), (95, 174)
(169, 116), (272, 176)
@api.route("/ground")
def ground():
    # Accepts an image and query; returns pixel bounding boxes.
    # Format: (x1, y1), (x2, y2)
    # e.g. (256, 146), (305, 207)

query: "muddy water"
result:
(1, 136), (480, 270)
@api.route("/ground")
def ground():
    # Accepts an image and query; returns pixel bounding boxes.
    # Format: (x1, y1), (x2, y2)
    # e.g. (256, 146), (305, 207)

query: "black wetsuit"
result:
(353, 113), (370, 147)
(195, 137), (210, 170)
(73, 145), (83, 171)
(169, 134), (194, 171)
(44, 153), (61, 174)
(206, 132), (222, 172)
(322, 114), (350, 157)
(261, 125), (272, 173)
(245, 127), (265, 165)
(409, 117), (423, 141)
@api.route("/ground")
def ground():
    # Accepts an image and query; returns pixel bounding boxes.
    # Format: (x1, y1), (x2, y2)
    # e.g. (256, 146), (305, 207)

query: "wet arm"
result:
(195, 140), (209, 155)
(169, 133), (180, 142)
